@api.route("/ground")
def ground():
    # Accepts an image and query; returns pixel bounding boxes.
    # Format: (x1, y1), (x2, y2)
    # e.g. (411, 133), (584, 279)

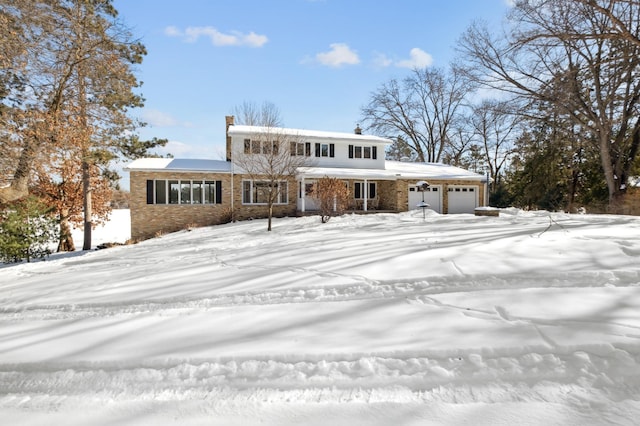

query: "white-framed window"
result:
(244, 139), (280, 155)
(147, 179), (221, 205)
(312, 143), (335, 158)
(348, 144), (378, 160)
(290, 141), (311, 156)
(354, 181), (377, 199)
(242, 180), (288, 204)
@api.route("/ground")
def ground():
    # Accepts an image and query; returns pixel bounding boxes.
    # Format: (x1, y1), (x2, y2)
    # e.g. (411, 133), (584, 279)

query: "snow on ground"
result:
(1, 208), (640, 425)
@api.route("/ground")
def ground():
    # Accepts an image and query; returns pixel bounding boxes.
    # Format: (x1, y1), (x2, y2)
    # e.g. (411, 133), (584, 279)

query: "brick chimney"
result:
(354, 124), (362, 135)
(225, 115), (234, 161)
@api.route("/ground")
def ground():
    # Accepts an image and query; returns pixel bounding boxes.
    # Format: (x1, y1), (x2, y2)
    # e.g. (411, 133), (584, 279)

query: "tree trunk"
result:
(82, 158), (92, 250)
(57, 208), (75, 252)
(267, 203), (273, 231)
(598, 132), (621, 211)
(0, 139), (37, 204)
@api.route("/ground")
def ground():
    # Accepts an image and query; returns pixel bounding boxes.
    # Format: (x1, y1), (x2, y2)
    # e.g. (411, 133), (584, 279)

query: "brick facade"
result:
(130, 171), (300, 240)
(130, 171), (232, 241)
(130, 171), (486, 240)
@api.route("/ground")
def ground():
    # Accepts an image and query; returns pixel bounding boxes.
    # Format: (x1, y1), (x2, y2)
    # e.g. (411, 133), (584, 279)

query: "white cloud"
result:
(156, 140), (193, 157)
(315, 43), (360, 68)
(164, 26), (182, 37)
(141, 109), (179, 127)
(504, 0), (516, 6)
(164, 26), (268, 48)
(395, 48), (433, 69)
(373, 52), (393, 68)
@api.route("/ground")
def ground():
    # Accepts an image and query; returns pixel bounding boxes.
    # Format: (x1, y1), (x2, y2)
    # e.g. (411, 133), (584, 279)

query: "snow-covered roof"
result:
(228, 124), (392, 144)
(385, 161), (485, 180)
(125, 158), (231, 173)
(298, 161), (485, 181)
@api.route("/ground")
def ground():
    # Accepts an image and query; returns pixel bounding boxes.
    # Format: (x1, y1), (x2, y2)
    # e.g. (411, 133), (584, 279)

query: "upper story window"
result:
(244, 139), (279, 155)
(290, 142), (312, 156)
(146, 179), (221, 205)
(348, 144), (377, 160)
(314, 143), (335, 158)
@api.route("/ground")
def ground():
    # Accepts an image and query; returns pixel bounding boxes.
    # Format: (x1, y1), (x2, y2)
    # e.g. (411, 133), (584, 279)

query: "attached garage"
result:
(447, 186), (479, 214)
(408, 185), (442, 213)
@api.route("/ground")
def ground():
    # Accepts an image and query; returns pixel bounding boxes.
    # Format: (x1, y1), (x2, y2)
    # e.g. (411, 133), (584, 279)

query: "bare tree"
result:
(232, 101), (283, 127)
(575, 0), (640, 48)
(458, 0), (640, 211)
(470, 100), (521, 192)
(231, 109), (312, 231)
(443, 118), (476, 167)
(361, 66), (475, 163)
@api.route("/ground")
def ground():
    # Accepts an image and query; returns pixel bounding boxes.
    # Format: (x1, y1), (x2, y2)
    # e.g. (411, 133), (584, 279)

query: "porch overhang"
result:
(296, 166), (399, 180)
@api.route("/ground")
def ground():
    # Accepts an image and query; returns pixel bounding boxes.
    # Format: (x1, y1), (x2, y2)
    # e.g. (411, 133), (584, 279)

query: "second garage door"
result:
(447, 186), (478, 214)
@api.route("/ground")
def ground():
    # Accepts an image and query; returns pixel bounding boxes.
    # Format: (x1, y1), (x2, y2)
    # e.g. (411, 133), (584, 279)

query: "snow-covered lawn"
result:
(1, 208), (640, 425)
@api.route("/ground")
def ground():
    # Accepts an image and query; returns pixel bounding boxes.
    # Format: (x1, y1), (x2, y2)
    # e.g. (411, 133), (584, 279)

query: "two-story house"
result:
(126, 116), (486, 240)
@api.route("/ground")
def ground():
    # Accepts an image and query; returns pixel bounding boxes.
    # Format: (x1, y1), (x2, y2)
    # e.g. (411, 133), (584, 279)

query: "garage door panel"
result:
(408, 186), (442, 213)
(447, 186), (478, 214)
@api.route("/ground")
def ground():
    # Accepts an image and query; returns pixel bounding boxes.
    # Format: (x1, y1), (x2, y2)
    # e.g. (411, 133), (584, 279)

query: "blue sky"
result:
(113, 0), (512, 171)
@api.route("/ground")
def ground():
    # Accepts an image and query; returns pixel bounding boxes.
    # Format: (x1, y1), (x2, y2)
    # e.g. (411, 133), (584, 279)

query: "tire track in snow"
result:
(1, 348), (639, 406)
(2, 269), (640, 321)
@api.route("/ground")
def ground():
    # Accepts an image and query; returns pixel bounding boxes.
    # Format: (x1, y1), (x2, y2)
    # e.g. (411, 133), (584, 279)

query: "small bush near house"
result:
(312, 177), (351, 223)
(0, 197), (59, 263)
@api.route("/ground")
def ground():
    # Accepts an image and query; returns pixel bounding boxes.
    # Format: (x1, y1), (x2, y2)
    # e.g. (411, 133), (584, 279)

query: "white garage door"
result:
(447, 186), (478, 214)
(408, 185), (442, 213)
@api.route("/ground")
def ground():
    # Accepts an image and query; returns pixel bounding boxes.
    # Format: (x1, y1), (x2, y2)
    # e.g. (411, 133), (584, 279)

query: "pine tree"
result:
(0, 197), (58, 263)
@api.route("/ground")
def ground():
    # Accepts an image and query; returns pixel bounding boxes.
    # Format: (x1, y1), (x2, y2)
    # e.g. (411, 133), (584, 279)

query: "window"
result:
(259, 141), (279, 155)
(169, 180), (180, 204)
(290, 142), (311, 156)
(155, 180), (167, 204)
(448, 187), (474, 193)
(146, 179), (222, 205)
(348, 145), (377, 160)
(314, 143), (335, 157)
(244, 139), (282, 155)
(354, 182), (377, 199)
(180, 182), (191, 204)
(204, 181), (216, 204)
(242, 180), (288, 204)
(251, 139), (261, 154)
(192, 182), (203, 204)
